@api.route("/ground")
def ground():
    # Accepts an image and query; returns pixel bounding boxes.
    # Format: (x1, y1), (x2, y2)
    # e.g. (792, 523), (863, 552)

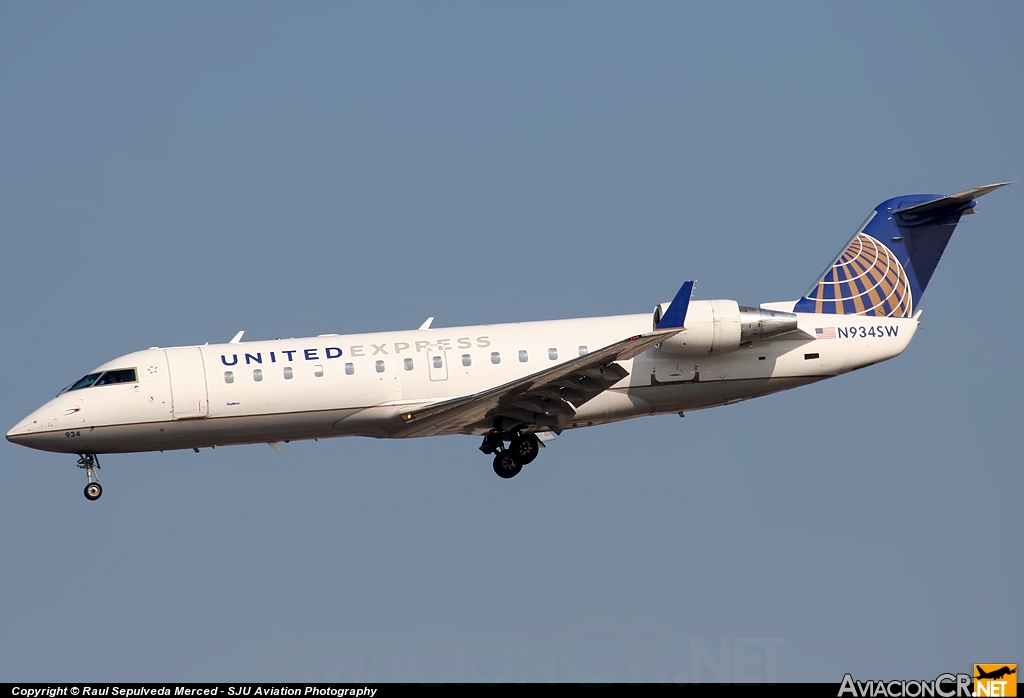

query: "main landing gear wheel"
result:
(509, 434), (540, 465)
(493, 451), (523, 479)
(84, 482), (103, 501)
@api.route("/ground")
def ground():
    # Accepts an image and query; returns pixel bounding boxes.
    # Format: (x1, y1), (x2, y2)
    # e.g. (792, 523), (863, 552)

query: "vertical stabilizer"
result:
(794, 183), (1010, 317)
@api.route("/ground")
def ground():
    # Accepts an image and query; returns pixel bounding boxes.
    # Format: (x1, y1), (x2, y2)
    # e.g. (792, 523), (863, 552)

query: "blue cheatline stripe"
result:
(656, 280), (696, 329)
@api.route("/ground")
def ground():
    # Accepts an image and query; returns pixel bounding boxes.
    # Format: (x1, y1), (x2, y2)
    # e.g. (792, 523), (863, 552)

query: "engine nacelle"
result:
(652, 300), (799, 355)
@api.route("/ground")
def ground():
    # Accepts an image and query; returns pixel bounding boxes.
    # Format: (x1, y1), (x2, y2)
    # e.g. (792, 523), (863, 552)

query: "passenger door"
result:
(164, 347), (209, 419)
(426, 347), (449, 382)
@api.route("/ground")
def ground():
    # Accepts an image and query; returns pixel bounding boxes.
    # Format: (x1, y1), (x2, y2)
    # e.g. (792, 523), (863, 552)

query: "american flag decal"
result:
(815, 327), (836, 339)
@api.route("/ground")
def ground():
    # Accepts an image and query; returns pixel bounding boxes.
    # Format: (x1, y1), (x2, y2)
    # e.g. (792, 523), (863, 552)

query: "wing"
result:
(397, 327), (682, 437)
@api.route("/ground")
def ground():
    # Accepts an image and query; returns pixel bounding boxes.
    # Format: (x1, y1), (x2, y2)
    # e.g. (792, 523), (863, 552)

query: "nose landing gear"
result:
(77, 454), (102, 501)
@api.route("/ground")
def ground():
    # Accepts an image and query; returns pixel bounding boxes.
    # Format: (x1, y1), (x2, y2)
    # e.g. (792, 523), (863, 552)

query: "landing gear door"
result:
(164, 347), (209, 419)
(426, 347), (449, 382)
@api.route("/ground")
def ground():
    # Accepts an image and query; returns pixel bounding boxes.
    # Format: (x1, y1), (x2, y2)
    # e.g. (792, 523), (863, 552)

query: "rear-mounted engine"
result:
(652, 300), (798, 355)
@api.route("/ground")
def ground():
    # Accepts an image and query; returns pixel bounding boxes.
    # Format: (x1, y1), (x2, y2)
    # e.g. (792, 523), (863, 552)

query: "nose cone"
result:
(8, 400), (86, 453)
(7, 417), (36, 446)
(7, 402), (54, 449)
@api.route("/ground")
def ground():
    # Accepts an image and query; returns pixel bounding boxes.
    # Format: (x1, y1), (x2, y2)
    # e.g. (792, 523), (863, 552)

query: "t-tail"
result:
(793, 182), (1011, 317)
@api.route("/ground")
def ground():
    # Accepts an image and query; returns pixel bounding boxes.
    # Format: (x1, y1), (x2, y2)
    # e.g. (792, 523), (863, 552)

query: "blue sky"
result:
(1, 1), (1020, 682)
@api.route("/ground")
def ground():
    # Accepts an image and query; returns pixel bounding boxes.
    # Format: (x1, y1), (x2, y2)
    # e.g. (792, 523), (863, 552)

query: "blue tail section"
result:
(794, 183), (1010, 317)
(656, 280), (695, 329)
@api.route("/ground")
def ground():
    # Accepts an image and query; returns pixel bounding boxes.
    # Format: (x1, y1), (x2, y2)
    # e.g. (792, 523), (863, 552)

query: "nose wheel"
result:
(77, 454), (103, 501)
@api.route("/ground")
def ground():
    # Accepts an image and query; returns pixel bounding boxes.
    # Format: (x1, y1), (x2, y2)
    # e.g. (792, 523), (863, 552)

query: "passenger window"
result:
(404, 358), (414, 371)
(314, 365), (324, 377)
(578, 346), (588, 356)
(462, 354), (472, 367)
(96, 368), (138, 385)
(433, 356), (443, 369)
(518, 350), (528, 363)
(548, 348), (558, 360)
(224, 371), (234, 384)
(345, 362), (355, 375)
(253, 369), (263, 382)
(490, 352), (501, 364)
(375, 360), (385, 373)
(283, 367), (293, 380)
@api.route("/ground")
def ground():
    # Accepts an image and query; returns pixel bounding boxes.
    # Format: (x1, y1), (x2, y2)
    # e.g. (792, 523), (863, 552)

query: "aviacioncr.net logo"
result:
(974, 665), (1017, 697)
(839, 673), (973, 698)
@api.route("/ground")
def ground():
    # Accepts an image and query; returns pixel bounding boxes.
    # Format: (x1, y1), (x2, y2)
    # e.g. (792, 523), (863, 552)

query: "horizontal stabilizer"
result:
(893, 182), (1012, 222)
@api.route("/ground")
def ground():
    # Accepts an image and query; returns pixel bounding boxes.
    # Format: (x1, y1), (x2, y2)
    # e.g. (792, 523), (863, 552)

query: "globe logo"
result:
(803, 233), (912, 318)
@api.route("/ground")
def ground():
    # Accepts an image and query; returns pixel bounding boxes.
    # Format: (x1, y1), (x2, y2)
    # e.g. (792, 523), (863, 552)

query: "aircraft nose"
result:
(7, 419), (34, 446)
(7, 406), (47, 447)
(7, 408), (71, 454)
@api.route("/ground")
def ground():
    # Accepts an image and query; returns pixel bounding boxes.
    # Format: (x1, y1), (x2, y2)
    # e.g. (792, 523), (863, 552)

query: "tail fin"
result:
(794, 183), (1010, 317)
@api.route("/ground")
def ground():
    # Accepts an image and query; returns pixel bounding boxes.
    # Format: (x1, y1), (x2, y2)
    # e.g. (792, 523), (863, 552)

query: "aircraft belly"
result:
(37, 410), (357, 454)
(332, 405), (408, 437)
(568, 391), (653, 427)
(633, 375), (825, 414)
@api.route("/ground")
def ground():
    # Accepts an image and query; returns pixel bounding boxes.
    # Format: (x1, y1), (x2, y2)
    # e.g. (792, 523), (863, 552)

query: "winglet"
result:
(656, 281), (696, 329)
(229, 331), (245, 344)
(419, 317), (434, 330)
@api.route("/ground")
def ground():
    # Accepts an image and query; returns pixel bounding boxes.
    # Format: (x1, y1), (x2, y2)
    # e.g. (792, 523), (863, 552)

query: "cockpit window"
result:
(95, 368), (138, 386)
(62, 373), (102, 394)
(59, 368), (137, 395)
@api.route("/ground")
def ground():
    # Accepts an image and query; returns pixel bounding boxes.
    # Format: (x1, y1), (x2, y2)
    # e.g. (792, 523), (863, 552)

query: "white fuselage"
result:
(6, 310), (917, 454)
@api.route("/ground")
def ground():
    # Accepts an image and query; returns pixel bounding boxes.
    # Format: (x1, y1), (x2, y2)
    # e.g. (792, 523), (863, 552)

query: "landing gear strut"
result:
(77, 454), (102, 501)
(479, 432), (505, 455)
(481, 432), (542, 479)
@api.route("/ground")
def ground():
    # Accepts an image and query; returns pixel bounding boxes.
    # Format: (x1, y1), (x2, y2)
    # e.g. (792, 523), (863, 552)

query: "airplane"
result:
(975, 666), (1016, 681)
(7, 183), (1010, 500)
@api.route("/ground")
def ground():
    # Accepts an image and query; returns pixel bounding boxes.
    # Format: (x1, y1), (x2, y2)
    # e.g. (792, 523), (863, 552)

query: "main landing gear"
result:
(480, 432), (541, 479)
(77, 454), (102, 501)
